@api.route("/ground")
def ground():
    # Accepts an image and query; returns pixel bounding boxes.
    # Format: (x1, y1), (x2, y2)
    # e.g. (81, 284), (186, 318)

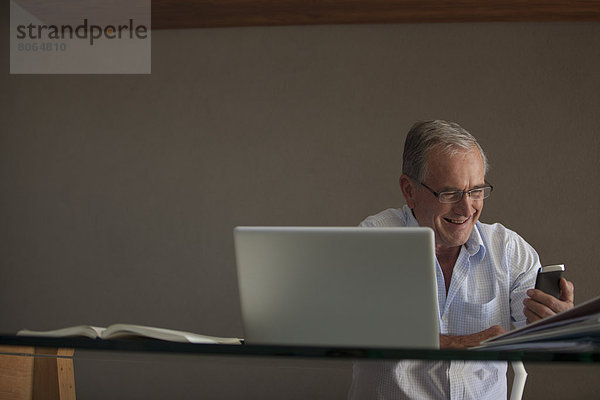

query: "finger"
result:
(523, 306), (542, 324)
(559, 278), (575, 304)
(526, 289), (562, 314)
(523, 297), (556, 319)
(526, 288), (555, 304)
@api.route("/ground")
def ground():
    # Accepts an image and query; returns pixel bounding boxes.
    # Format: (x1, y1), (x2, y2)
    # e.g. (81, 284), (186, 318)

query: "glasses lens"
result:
(439, 191), (463, 203)
(470, 188), (485, 200)
(470, 187), (492, 200)
(438, 186), (492, 203)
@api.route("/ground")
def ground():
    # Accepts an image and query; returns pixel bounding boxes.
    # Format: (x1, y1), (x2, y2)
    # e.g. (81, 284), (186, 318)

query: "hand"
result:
(439, 325), (506, 349)
(523, 278), (575, 324)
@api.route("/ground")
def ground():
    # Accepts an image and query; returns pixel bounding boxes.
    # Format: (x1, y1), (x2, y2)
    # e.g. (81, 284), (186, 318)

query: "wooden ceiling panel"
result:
(151, 0), (600, 29)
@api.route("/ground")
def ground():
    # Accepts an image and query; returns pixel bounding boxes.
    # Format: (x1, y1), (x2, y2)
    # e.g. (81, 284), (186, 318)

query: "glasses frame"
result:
(412, 178), (494, 204)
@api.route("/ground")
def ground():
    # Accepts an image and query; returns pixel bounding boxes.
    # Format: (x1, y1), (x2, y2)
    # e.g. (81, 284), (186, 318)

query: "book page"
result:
(482, 295), (600, 344)
(102, 324), (242, 344)
(17, 325), (105, 339)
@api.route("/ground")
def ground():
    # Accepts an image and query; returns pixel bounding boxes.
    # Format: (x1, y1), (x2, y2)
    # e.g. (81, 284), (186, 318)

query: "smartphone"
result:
(535, 264), (565, 299)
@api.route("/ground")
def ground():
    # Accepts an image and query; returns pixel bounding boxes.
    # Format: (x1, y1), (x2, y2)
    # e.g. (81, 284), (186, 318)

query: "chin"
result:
(440, 231), (473, 248)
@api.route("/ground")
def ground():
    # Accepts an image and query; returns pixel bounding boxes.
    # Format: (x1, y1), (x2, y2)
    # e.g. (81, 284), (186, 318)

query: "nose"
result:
(453, 192), (476, 216)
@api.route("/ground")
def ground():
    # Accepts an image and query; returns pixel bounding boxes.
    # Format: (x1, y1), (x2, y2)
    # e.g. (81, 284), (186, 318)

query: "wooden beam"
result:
(151, 0), (600, 29)
(0, 346), (76, 400)
(0, 346), (34, 400)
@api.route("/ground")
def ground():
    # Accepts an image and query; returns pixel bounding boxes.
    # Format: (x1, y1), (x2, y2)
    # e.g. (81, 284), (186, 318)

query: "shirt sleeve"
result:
(506, 231), (541, 328)
(359, 208), (408, 227)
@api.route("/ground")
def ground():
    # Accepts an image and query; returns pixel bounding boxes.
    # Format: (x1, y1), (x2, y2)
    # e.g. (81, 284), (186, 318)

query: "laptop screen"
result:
(234, 226), (440, 349)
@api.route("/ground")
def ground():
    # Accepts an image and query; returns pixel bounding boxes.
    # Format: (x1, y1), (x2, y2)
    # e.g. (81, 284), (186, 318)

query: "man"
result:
(348, 120), (574, 399)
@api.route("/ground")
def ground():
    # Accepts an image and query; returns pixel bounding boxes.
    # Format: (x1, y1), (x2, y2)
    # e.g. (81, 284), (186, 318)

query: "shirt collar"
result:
(466, 222), (486, 261)
(403, 205), (421, 228)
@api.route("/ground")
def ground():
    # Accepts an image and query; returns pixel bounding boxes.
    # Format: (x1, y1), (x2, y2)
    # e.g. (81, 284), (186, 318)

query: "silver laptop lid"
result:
(234, 226), (439, 349)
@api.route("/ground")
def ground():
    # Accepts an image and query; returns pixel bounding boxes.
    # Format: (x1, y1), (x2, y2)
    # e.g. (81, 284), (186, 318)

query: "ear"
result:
(399, 174), (417, 208)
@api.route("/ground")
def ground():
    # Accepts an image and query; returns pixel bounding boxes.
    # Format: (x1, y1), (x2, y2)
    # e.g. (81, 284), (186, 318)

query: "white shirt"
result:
(348, 205), (541, 400)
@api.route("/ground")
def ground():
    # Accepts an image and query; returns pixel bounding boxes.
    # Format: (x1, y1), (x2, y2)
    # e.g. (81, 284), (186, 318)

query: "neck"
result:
(436, 245), (461, 294)
(435, 246), (461, 266)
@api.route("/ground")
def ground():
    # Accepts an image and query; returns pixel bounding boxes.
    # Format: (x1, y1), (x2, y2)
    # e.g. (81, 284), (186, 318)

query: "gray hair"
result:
(402, 120), (489, 182)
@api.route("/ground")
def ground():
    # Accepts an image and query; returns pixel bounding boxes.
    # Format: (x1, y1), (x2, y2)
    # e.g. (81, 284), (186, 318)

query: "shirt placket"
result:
(445, 248), (471, 400)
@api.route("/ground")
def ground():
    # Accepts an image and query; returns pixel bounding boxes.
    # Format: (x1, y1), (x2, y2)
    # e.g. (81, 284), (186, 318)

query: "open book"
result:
(17, 324), (243, 345)
(474, 295), (600, 351)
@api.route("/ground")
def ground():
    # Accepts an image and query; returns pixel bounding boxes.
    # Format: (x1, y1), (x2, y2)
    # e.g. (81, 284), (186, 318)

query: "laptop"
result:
(233, 226), (440, 349)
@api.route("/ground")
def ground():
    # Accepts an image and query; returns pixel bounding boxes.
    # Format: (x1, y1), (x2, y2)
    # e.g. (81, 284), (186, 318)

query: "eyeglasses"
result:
(412, 178), (494, 204)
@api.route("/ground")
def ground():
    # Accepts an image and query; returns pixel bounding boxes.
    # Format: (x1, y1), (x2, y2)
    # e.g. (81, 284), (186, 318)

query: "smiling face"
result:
(400, 145), (486, 255)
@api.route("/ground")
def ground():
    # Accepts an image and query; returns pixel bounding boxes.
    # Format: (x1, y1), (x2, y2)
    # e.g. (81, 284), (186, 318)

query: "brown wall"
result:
(2, 8), (599, 398)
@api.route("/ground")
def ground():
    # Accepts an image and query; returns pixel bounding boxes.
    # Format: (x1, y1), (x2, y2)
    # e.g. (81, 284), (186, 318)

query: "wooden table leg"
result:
(0, 346), (35, 400)
(0, 346), (76, 400)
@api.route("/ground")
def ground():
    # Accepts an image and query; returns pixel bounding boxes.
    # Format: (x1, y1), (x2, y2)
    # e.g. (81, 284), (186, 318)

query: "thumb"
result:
(559, 278), (575, 304)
